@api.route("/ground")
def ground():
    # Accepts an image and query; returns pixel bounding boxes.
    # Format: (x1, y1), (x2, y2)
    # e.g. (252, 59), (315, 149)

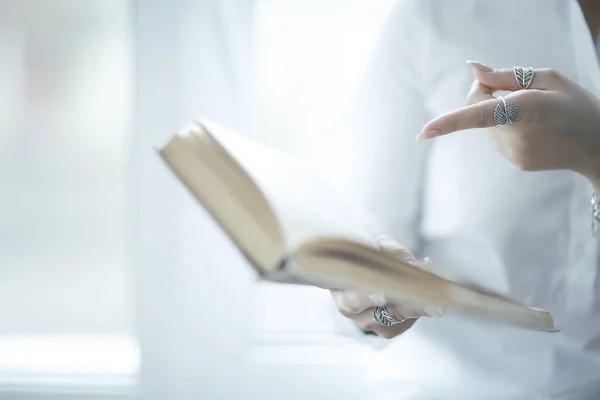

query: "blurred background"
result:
(0, 0), (397, 399)
(0, 0), (132, 336)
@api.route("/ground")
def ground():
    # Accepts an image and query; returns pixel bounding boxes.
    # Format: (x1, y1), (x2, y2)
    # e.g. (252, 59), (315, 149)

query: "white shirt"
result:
(329, 0), (600, 397)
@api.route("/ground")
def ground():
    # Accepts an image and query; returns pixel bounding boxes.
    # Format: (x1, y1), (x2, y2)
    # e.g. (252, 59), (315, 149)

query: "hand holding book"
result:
(158, 118), (560, 333)
(331, 236), (445, 338)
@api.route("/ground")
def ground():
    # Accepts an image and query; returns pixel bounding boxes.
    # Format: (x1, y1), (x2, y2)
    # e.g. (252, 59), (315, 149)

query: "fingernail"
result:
(416, 129), (441, 141)
(424, 306), (445, 318)
(368, 293), (387, 306)
(466, 60), (493, 72)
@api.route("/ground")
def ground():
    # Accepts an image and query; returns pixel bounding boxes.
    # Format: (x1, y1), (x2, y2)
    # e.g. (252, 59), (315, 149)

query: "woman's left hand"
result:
(416, 61), (600, 184)
(330, 236), (443, 339)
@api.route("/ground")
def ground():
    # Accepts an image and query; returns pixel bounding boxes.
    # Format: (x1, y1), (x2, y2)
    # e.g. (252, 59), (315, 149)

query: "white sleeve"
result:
(322, 0), (434, 254)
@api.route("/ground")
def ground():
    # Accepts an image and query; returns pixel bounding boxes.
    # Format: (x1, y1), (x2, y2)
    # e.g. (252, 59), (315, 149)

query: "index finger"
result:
(417, 97), (502, 141)
(332, 289), (381, 314)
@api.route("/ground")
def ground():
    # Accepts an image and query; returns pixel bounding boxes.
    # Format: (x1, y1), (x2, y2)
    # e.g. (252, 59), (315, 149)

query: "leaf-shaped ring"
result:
(513, 66), (535, 89)
(493, 97), (519, 126)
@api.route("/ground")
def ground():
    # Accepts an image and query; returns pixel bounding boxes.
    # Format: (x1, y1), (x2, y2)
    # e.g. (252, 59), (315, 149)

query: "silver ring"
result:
(493, 97), (519, 126)
(513, 66), (534, 89)
(372, 306), (406, 326)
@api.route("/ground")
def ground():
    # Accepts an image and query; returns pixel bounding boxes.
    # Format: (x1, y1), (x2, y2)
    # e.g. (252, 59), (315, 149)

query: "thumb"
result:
(376, 235), (418, 265)
(375, 236), (445, 319)
(466, 61), (522, 92)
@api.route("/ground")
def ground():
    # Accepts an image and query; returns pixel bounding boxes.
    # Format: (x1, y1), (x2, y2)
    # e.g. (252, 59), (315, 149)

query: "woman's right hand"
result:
(417, 62), (600, 182)
(330, 236), (445, 339)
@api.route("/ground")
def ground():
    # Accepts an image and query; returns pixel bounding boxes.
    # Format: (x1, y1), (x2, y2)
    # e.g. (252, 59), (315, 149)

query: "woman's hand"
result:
(416, 61), (600, 186)
(330, 236), (444, 339)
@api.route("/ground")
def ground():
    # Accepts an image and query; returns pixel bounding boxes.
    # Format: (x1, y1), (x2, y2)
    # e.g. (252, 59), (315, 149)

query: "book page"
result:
(201, 119), (377, 249)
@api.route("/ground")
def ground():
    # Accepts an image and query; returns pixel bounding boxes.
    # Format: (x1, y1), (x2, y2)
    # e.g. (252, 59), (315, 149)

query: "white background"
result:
(0, 0), (132, 336)
(0, 0), (397, 398)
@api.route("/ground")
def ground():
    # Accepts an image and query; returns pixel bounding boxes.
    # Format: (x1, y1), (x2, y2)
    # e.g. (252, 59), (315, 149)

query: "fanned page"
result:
(200, 119), (377, 250)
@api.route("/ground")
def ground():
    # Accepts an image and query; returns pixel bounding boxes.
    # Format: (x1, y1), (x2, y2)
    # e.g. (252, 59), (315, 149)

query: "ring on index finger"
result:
(493, 97), (519, 126)
(372, 306), (407, 326)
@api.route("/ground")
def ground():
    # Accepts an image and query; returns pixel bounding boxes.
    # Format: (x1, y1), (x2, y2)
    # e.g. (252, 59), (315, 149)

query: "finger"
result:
(354, 303), (444, 326)
(354, 308), (418, 339)
(466, 79), (495, 106)
(355, 304), (444, 339)
(332, 289), (383, 314)
(467, 61), (563, 91)
(417, 97), (502, 140)
(376, 235), (418, 264)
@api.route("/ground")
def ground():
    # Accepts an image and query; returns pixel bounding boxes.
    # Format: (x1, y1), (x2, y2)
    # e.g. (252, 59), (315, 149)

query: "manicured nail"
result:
(466, 60), (493, 72)
(368, 293), (387, 306)
(424, 306), (445, 318)
(416, 129), (441, 141)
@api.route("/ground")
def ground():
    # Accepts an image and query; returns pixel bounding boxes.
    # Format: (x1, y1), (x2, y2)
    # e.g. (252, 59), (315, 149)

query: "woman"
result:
(327, 0), (600, 398)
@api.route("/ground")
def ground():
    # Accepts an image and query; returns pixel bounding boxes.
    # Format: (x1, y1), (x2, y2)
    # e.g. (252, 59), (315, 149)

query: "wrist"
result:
(588, 177), (600, 195)
(577, 148), (600, 193)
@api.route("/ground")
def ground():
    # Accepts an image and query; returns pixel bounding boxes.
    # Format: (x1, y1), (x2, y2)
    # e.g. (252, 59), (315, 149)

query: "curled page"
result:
(201, 119), (377, 249)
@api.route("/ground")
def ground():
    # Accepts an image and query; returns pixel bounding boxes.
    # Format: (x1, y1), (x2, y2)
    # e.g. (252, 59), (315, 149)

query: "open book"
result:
(158, 118), (559, 332)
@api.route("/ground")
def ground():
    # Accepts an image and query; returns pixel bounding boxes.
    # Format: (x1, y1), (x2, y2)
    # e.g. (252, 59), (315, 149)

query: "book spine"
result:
(275, 254), (291, 271)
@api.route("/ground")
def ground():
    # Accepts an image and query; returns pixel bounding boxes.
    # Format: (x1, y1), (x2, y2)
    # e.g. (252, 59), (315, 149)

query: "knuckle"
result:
(548, 68), (563, 81)
(477, 108), (491, 128)
(541, 68), (564, 83)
